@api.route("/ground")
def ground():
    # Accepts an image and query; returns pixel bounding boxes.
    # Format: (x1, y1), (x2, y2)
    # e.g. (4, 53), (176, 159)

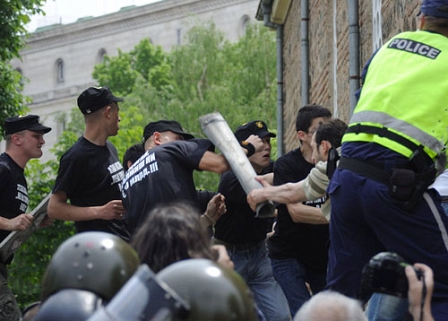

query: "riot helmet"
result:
(157, 259), (258, 321)
(40, 231), (139, 302)
(34, 289), (103, 321)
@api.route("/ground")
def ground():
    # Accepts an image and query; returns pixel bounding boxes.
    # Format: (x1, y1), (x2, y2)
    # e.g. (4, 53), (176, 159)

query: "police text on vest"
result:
(388, 38), (441, 59)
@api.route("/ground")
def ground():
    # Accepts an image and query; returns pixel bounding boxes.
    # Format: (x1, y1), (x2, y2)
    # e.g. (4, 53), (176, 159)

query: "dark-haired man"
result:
(0, 114), (52, 321)
(48, 87), (129, 241)
(267, 105), (332, 316)
(122, 143), (145, 172)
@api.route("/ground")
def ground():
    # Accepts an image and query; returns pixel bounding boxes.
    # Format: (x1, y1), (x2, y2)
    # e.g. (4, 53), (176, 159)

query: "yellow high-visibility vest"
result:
(343, 30), (448, 170)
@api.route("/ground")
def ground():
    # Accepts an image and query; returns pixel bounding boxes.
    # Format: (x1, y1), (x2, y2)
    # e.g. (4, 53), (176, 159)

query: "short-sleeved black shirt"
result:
(268, 148), (329, 271)
(53, 137), (129, 241)
(214, 162), (274, 244)
(0, 153), (28, 243)
(121, 138), (214, 235)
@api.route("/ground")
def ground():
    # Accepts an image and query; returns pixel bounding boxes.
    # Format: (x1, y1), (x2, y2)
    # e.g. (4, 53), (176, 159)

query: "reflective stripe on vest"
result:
(343, 30), (448, 169)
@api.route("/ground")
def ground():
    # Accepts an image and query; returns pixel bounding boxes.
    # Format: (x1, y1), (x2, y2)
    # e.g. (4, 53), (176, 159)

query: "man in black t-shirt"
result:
(268, 105), (332, 317)
(48, 87), (129, 241)
(0, 114), (52, 321)
(213, 121), (290, 321)
(121, 120), (263, 237)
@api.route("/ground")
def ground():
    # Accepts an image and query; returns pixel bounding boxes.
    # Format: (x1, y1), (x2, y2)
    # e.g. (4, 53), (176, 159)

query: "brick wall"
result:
(281, 0), (421, 152)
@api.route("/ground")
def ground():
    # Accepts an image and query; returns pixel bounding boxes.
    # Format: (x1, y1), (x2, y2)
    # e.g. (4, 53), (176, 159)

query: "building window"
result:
(372, 0), (383, 52)
(176, 28), (182, 45)
(55, 58), (64, 83)
(239, 15), (250, 37)
(57, 119), (66, 136)
(97, 48), (107, 64)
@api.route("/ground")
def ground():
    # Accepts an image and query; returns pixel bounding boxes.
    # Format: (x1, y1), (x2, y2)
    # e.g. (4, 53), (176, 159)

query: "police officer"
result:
(327, 0), (448, 319)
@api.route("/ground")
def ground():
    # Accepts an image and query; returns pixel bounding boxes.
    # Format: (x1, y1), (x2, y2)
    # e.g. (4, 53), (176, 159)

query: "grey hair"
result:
(294, 291), (367, 321)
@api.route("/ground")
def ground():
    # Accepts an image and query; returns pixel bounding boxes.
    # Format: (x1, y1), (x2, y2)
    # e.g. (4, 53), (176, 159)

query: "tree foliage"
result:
(0, 0), (45, 136)
(168, 21), (277, 134)
(92, 39), (173, 96)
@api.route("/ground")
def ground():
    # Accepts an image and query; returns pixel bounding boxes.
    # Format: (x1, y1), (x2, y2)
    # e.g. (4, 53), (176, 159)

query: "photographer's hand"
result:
(406, 263), (434, 321)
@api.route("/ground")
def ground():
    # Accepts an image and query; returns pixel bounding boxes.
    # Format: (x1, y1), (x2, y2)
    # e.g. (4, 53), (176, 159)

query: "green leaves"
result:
(93, 39), (173, 96)
(0, 0), (45, 135)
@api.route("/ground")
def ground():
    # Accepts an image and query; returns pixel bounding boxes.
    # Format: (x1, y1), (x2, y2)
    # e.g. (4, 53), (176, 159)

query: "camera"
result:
(358, 252), (423, 302)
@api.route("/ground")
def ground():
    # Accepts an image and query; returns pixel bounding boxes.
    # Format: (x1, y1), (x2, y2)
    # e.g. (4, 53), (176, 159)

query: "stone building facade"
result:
(262, 0), (421, 151)
(8, 0), (259, 160)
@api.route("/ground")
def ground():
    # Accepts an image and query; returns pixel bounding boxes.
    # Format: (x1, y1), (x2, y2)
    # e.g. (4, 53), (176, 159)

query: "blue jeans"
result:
(366, 293), (410, 321)
(228, 242), (290, 321)
(271, 257), (326, 317)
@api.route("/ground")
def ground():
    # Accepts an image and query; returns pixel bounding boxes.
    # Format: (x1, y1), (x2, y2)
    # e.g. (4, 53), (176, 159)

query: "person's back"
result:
(121, 119), (262, 237)
(121, 138), (215, 235)
(326, 1), (448, 320)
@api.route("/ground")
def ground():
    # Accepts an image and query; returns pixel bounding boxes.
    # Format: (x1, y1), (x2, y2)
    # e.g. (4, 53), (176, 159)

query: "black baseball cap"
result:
(234, 121), (276, 141)
(77, 86), (123, 115)
(143, 120), (194, 141)
(421, 0), (448, 18)
(5, 115), (52, 136)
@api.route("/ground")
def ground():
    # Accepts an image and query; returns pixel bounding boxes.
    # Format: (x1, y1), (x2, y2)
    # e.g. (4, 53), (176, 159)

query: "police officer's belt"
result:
(338, 157), (391, 185)
(346, 124), (434, 168)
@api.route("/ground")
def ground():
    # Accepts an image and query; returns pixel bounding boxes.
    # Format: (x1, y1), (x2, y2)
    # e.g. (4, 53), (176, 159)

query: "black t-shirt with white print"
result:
(53, 137), (129, 241)
(121, 138), (214, 236)
(0, 153), (28, 243)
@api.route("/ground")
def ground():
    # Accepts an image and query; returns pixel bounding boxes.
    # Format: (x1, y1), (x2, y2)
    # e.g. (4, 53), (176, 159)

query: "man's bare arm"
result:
(48, 191), (124, 221)
(246, 177), (307, 211)
(286, 202), (328, 224)
(0, 214), (33, 231)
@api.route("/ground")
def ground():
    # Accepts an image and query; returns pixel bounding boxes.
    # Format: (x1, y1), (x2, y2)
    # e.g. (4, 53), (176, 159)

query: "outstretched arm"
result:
(198, 134), (264, 174)
(246, 177), (307, 211)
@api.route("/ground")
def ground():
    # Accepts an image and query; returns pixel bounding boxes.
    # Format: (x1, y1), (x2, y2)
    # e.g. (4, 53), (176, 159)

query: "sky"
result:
(27, 0), (161, 32)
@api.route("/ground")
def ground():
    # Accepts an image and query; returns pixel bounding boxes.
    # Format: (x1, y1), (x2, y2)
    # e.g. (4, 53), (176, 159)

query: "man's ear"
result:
(321, 140), (332, 154)
(297, 130), (308, 141)
(11, 133), (22, 146)
(419, 15), (425, 30)
(103, 105), (112, 119)
(153, 132), (162, 145)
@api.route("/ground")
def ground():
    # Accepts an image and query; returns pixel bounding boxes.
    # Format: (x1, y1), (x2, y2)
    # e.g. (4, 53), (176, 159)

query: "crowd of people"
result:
(1, 0), (448, 320)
